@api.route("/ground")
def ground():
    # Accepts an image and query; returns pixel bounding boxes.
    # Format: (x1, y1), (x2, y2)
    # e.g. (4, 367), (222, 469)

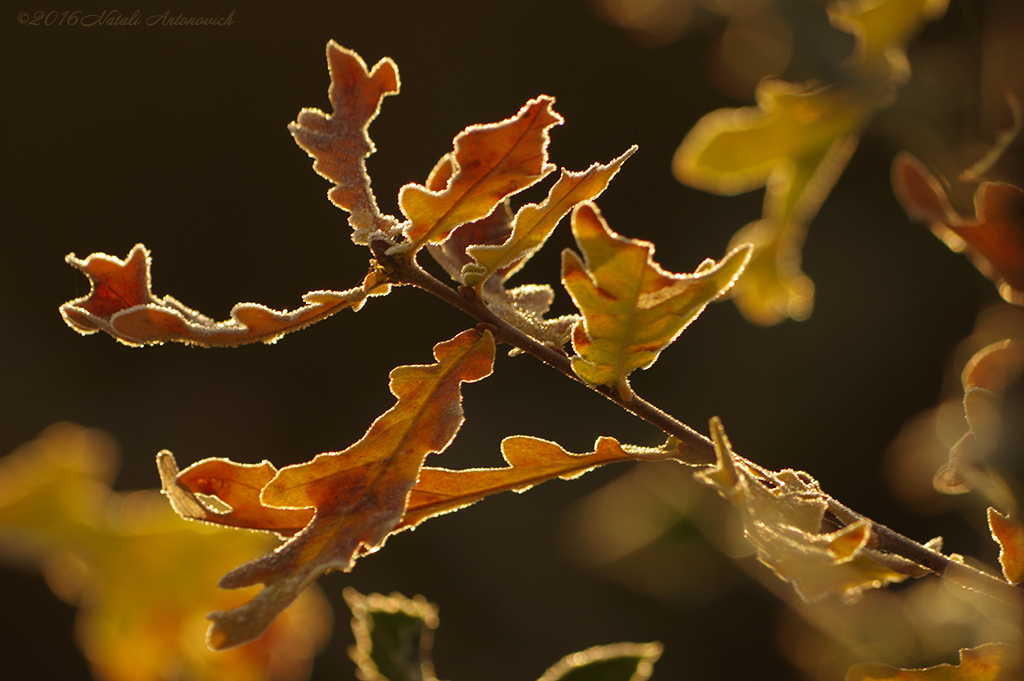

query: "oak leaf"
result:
(290, 40), (401, 243)
(697, 417), (908, 602)
(0, 424), (330, 681)
(61, 244), (389, 347)
(398, 97), (562, 250)
(167, 329), (495, 650)
(674, 0), (948, 324)
(845, 643), (1024, 681)
(562, 202), (750, 398)
(892, 152), (1024, 305)
(988, 508), (1024, 585)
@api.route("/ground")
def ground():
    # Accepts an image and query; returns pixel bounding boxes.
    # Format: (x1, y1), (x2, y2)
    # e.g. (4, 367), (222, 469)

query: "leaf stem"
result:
(369, 236), (1024, 611)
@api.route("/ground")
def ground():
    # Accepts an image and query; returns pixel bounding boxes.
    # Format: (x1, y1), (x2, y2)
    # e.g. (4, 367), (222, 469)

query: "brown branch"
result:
(370, 235), (1024, 611)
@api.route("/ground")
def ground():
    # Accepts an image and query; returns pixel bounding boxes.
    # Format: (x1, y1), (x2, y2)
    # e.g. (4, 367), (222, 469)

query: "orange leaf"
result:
(892, 152), (1024, 305)
(290, 41), (401, 243)
(397, 435), (666, 532)
(398, 97), (562, 250)
(61, 244), (388, 347)
(184, 329), (494, 650)
(158, 454), (313, 537)
(988, 508), (1024, 585)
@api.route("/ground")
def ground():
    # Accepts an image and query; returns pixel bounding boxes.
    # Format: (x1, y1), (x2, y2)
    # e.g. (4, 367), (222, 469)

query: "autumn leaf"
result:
(562, 202), (750, 399)
(398, 97), (562, 251)
(988, 508), (1024, 585)
(674, 0), (948, 324)
(892, 152), (1024, 305)
(462, 146), (636, 288)
(342, 588), (660, 681)
(398, 435), (677, 532)
(697, 417), (908, 602)
(60, 244), (389, 347)
(0, 424), (330, 681)
(846, 643), (1024, 681)
(171, 329), (494, 650)
(290, 40), (401, 243)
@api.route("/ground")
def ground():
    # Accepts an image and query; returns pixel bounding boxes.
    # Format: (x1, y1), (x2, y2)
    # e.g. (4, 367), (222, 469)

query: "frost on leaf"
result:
(61, 244), (389, 347)
(674, 0), (948, 325)
(0, 424), (330, 681)
(846, 643), (1024, 681)
(344, 589), (439, 681)
(988, 508), (1024, 585)
(399, 97), (562, 250)
(290, 40), (401, 243)
(342, 588), (660, 681)
(562, 202), (750, 399)
(696, 417), (907, 602)
(892, 152), (1024, 305)
(162, 329), (495, 650)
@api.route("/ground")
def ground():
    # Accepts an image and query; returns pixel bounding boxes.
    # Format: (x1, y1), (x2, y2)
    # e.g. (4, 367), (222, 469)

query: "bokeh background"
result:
(4, 0), (1023, 679)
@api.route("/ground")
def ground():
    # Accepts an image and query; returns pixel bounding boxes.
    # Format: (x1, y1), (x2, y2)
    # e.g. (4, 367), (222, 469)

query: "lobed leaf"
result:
(892, 152), (1024, 305)
(846, 643), (1024, 681)
(61, 244), (389, 347)
(398, 97), (562, 250)
(290, 40), (401, 243)
(674, 0), (948, 324)
(171, 329), (494, 650)
(463, 146), (637, 288)
(697, 417), (908, 602)
(398, 435), (674, 532)
(344, 589), (439, 681)
(562, 202), (750, 398)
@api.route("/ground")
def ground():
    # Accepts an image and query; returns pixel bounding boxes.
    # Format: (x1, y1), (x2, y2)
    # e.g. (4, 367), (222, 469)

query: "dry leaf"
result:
(846, 643), (1024, 680)
(290, 40), (401, 243)
(61, 244), (388, 347)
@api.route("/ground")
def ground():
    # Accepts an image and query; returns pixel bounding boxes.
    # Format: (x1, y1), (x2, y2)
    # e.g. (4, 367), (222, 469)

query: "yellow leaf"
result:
(562, 202), (750, 398)
(846, 643), (1024, 680)
(0, 424), (330, 681)
(399, 97), (562, 250)
(697, 417), (907, 602)
(463, 146), (636, 287)
(988, 508), (1024, 585)
(674, 0), (948, 324)
(177, 329), (495, 650)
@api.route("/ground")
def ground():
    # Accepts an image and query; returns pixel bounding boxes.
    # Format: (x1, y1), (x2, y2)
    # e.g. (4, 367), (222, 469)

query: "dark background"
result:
(2, 1), (1016, 679)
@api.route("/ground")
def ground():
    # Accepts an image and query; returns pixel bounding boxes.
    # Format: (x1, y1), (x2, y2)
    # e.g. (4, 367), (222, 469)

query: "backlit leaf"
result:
(697, 417), (908, 602)
(846, 643), (1024, 680)
(988, 508), (1024, 585)
(290, 40), (401, 243)
(398, 97), (562, 250)
(0, 424), (330, 681)
(562, 202), (750, 398)
(537, 642), (663, 681)
(892, 152), (1024, 305)
(674, 0), (948, 324)
(398, 435), (675, 532)
(463, 147), (636, 288)
(173, 329), (494, 650)
(344, 589), (439, 681)
(61, 244), (389, 347)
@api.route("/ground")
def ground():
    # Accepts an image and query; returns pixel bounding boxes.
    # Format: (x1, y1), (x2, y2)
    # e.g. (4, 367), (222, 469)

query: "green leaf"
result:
(537, 642), (662, 681)
(345, 589), (439, 681)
